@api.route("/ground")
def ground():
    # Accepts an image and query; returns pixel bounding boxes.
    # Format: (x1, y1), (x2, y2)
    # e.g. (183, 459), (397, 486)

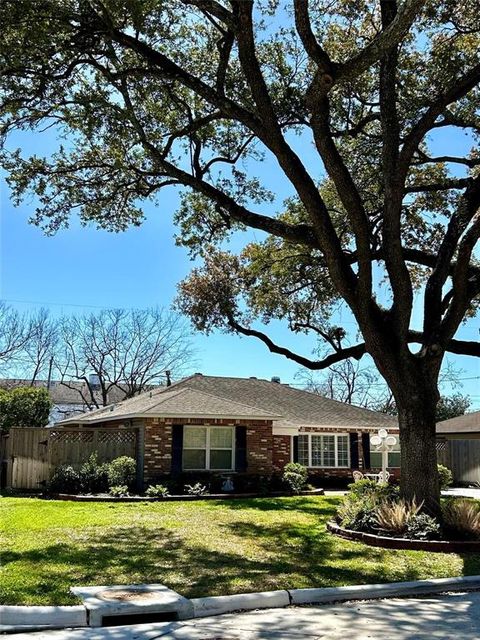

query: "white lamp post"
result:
(370, 428), (397, 483)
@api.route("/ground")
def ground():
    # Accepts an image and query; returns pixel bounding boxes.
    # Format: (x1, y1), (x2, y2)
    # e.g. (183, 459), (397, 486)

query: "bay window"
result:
(183, 425), (234, 470)
(297, 433), (350, 468)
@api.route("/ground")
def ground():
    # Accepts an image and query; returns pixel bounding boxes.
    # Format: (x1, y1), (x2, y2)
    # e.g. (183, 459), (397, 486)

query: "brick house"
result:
(55, 374), (399, 485)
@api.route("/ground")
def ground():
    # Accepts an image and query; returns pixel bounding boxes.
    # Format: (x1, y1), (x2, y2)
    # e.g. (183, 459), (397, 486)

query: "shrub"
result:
(406, 513), (441, 540)
(145, 484), (170, 498)
(337, 495), (378, 532)
(282, 462), (308, 494)
(48, 465), (81, 494)
(375, 499), (422, 536)
(348, 478), (399, 502)
(442, 499), (480, 539)
(79, 453), (109, 493)
(107, 456), (136, 489)
(185, 482), (207, 496)
(109, 485), (129, 497)
(438, 464), (453, 490)
(0, 386), (52, 431)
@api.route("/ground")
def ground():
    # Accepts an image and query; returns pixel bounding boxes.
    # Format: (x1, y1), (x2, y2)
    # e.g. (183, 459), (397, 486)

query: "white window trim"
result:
(295, 433), (351, 469)
(183, 425), (235, 471)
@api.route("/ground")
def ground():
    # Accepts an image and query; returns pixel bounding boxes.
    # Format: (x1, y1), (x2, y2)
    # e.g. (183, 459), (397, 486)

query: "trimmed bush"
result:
(282, 462), (308, 494)
(107, 456), (136, 489)
(79, 453), (109, 493)
(48, 465), (81, 494)
(438, 464), (453, 490)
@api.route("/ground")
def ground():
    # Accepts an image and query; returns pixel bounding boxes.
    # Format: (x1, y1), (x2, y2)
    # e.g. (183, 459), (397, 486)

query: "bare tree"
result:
(0, 302), (32, 375)
(56, 308), (194, 408)
(20, 308), (59, 385)
(296, 359), (379, 407)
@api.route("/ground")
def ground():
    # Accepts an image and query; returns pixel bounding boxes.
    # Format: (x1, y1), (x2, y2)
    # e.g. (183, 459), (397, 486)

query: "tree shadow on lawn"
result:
(1, 513), (450, 606)
(210, 496), (339, 517)
(2, 523), (404, 604)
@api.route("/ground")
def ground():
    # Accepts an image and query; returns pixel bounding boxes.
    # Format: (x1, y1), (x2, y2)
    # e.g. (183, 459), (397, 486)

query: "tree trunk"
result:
(397, 394), (440, 516)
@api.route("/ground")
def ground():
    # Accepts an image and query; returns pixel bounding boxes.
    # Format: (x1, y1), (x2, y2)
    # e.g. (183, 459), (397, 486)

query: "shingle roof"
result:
(436, 411), (480, 435)
(56, 385), (279, 425)
(0, 378), (130, 405)
(56, 373), (397, 431)
(174, 375), (398, 431)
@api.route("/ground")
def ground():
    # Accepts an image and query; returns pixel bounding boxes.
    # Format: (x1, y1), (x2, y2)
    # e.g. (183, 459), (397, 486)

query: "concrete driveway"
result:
(10, 590), (480, 639)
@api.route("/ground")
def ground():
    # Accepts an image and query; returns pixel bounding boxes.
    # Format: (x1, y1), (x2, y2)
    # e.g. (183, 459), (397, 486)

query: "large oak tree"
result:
(1, 0), (479, 511)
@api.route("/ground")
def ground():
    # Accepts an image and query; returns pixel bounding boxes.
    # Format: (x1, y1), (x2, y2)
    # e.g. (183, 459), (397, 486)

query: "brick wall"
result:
(142, 417), (275, 480)
(273, 435), (291, 472)
(246, 422), (274, 474)
(143, 418), (172, 482)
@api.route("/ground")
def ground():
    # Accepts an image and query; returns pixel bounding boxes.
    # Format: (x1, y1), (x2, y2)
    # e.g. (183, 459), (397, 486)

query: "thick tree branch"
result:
(405, 177), (472, 193)
(379, 0), (413, 341)
(229, 319), (366, 369)
(228, 322), (480, 372)
(400, 62), (480, 173)
(336, 0), (424, 83)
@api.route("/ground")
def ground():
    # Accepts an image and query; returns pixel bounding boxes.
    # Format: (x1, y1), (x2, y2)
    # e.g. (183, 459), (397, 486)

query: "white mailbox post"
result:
(370, 428), (397, 482)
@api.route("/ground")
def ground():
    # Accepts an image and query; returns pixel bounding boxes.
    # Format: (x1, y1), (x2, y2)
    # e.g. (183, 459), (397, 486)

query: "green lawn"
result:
(1, 495), (479, 605)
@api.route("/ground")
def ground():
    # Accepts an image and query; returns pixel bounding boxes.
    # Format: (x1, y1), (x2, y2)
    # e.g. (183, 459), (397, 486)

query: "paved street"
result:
(10, 591), (480, 639)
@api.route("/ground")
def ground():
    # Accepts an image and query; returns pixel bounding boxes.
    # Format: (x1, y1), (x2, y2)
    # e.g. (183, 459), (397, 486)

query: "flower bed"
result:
(330, 478), (480, 547)
(47, 488), (325, 502)
(327, 520), (480, 553)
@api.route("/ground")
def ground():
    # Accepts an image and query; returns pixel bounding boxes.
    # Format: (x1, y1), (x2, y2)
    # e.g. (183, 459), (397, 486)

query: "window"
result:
(370, 440), (401, 468)
(183, 426), (234, 470)
(297, 433), (350, 468)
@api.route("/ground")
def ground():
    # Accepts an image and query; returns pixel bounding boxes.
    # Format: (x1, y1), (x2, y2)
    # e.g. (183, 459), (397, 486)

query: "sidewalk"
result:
(9, 590), (480, 639)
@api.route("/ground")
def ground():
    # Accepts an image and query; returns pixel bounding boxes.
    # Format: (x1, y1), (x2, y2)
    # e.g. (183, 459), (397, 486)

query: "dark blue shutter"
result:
(361, 432), (371, 469)
(293, 436), (299, 463)
(349, 432), (359, 468)
(171, 424), (184, 473)
(235, 426), (247, 472)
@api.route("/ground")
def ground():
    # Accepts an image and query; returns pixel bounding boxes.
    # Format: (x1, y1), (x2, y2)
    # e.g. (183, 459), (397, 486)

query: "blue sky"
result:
(1, 123), (479, 408)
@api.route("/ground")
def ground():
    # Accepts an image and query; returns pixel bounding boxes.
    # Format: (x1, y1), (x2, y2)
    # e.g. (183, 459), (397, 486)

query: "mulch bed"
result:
(327, 520), (480, 553)
(48, 488), (325, 502)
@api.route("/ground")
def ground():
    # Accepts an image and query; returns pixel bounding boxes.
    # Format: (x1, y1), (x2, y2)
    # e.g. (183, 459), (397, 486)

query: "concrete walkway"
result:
(9, 591), (480, 639)
(442, 487), (480, 499)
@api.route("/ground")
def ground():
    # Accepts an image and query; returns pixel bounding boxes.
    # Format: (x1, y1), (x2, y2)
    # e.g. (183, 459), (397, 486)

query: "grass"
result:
(1, 495), (479, 605)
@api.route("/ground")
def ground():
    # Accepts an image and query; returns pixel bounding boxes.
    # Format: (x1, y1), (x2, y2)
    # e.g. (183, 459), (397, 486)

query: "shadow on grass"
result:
(3, 495), (478, 606)
(208, 495), (340, 517)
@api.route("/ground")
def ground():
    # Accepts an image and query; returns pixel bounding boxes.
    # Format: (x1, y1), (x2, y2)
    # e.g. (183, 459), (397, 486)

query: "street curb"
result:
(191, 590), (290, 618)
(0, 605), (87, 628)
(288, 575), (480, 606)
(1, 576), (479, 631)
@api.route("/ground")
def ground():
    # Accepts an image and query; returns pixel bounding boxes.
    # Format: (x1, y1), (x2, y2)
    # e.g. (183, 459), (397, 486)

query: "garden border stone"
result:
(327, 520), (480, 552)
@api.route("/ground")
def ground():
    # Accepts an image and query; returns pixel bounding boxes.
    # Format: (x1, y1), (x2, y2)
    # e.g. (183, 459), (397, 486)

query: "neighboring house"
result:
(436, 411), (480, 485)
(56, 374), (398, 484)
(0, 378), (133, 424)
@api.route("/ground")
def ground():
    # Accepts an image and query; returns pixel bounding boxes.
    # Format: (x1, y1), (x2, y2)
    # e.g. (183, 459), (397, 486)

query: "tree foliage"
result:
(0, 386), (52, 431)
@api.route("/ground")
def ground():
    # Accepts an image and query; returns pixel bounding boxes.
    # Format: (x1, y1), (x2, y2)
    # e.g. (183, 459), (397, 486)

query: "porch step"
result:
(71, 583), (194, 627)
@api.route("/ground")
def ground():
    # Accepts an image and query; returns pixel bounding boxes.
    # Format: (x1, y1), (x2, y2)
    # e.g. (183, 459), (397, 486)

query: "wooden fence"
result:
(437, 439), (480, 484)
(1, 427), (138, 489)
